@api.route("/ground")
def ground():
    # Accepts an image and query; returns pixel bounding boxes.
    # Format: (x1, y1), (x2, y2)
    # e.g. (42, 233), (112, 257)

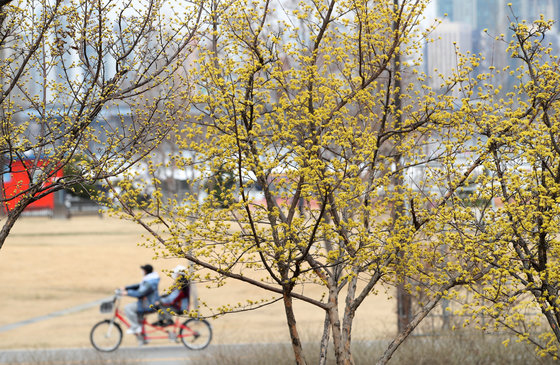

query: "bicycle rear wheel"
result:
(90, 320), (123, 352)
(179, 319), (212, 350)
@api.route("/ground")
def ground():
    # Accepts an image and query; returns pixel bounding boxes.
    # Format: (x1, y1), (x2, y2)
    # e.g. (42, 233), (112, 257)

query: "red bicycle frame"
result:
(110, 296), (198, 342)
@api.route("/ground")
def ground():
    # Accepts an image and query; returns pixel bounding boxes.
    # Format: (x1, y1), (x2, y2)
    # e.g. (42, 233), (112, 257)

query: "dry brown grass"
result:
(196, 334), (556, 365)
(0, 215), (396, 350)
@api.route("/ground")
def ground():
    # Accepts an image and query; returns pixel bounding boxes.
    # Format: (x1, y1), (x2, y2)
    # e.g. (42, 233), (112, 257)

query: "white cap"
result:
(172, 265), (187, 280)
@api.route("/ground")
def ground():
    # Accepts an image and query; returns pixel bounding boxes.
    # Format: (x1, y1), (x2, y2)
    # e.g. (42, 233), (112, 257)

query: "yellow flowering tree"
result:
(108, 0), (560, 361)
(107, 0), (491, 364)
(422, 16), (560, 358)
(0, 0), (202, 249)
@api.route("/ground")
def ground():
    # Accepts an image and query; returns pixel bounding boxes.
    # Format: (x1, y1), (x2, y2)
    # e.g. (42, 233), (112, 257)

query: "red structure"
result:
(2, 159), (63, 213)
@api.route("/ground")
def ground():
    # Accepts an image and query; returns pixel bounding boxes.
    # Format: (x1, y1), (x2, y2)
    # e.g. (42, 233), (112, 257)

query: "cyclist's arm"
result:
(160, 289), (180, 305)
(126, 282), (154, 298)
(125, 283), (140, 291)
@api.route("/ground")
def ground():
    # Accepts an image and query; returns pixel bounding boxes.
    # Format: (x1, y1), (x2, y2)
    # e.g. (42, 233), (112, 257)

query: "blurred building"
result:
(425, 21), (473, 93)
(426, 0), (560, 94)
(435, 0), (556, 31)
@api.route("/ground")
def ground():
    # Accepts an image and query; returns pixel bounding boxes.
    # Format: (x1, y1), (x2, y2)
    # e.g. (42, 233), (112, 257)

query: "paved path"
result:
(0, 297), (111, 333)
(0, 298), (226, 364)
(0, 345), (216, 365)
(0, 344), (262, 365)
(0, 299), (264, 364)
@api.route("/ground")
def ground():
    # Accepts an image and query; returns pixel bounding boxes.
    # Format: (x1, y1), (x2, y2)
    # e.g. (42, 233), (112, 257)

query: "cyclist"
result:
(121, 264), (160, 334)
(153, 265), (190, 326)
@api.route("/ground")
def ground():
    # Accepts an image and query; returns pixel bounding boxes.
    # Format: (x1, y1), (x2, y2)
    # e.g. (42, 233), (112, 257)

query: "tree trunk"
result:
(396, 282), (412, 332)
(319, 311), (331, 365)
(341, 274), (358, 365)
(377, 291), (445, 365)
(0, 200), (30, 250)
(391, 0), (413, 335)
(540, 299), (560, 343)
(326, 281), (347, 365)
(282, 290), (307, 365)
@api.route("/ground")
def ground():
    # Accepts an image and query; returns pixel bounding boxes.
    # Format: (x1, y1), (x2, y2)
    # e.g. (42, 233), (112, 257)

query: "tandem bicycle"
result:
(90, 289), (212, 352)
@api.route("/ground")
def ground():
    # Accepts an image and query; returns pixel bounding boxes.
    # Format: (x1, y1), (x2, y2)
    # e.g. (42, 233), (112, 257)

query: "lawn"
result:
(0, 215), (395, 350)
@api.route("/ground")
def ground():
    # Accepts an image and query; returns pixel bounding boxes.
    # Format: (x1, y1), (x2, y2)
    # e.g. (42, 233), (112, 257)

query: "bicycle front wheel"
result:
(179, 319), (212, 350)
(90, 319), (123, 352)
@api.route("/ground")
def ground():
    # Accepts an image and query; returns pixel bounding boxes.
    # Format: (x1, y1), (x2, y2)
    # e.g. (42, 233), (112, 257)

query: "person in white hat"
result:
(153, 265), (190, 326)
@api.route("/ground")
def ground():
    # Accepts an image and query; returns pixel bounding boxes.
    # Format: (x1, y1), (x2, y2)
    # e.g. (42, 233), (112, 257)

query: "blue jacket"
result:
(125, 272), (160, 314)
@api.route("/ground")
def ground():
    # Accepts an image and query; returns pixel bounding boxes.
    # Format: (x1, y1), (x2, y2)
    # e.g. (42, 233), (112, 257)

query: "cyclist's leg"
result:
(124, 302), (142, 333)
(161, 306), (175, 325)
(152, 305), (174, 326)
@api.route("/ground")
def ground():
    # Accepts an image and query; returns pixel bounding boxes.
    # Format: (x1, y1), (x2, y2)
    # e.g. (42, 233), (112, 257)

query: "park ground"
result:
(0, 214), (396, 350)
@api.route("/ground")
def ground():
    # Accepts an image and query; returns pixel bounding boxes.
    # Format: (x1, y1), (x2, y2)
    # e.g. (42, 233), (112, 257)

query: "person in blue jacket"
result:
(121, 264), (160, 334)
